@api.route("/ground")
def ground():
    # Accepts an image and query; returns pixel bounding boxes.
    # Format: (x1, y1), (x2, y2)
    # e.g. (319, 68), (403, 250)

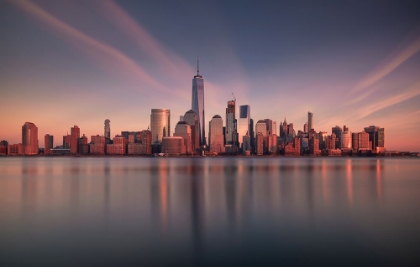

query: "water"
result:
(0, 157), (419, 266)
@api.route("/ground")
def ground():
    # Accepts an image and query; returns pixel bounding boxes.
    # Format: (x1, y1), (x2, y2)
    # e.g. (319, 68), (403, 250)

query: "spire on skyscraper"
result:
(197, 56), (199, 76)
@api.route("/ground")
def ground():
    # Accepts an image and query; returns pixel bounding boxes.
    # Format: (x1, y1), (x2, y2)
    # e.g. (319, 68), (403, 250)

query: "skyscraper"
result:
(104, 119), (110, 139)
(151, 109), (170, 144)
(22, 122), (38, 155)
(208, 115), (225, 153)
(70, 125), (80, 154)
(237, 105), (250, 149)
(44, 134), (53, 155)
(308, 112), (313, 131)
(225, 100), (236, 145)
(184, 110), (199, 151)
(364, 126), (385, 152)
(192, 58), (205, 146)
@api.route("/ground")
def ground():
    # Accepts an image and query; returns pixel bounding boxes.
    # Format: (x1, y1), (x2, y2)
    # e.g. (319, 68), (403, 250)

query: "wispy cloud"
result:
(352, 35), (420, 94)
(9, 0), (174, 95)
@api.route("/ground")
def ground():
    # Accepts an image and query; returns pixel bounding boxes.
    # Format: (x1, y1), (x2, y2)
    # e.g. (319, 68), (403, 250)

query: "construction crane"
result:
(231, 92), (236, 102)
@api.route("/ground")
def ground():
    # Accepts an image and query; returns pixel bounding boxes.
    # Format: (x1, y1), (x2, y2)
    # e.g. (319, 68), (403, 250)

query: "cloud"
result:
(352, 35), (420, 93)
(9, 0), (174, 95)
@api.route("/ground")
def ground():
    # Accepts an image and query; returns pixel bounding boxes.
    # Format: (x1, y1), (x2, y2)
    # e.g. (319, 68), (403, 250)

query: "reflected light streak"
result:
(321, 159), (329, 206)
(376, 160), (382, 200)
(346, 159), (353, 208)
(159, 161), (169, 234)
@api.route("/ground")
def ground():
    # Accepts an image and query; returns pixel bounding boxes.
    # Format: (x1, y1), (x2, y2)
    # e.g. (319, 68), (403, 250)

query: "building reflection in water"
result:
(346, 159), (353, 208)
(21, 159), (38, 216)
(376, 159), (382, 200)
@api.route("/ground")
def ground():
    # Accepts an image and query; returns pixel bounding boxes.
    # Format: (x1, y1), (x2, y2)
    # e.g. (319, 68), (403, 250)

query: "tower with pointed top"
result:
(192, 57), (206, 146)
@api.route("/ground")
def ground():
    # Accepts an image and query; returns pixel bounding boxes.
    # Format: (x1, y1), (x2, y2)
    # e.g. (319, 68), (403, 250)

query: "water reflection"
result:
(0, 157), (419, 265)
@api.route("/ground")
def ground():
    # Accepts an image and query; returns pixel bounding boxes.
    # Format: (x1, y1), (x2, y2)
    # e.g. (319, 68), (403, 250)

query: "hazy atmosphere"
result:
(1, 0), (419, 151)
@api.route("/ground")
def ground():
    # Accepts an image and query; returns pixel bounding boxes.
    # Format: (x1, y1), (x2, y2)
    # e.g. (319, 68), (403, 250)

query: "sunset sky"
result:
(1, 0), (419, 151)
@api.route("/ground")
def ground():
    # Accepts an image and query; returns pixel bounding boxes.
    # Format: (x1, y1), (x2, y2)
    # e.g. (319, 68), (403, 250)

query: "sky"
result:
(0, 0), (419, 151)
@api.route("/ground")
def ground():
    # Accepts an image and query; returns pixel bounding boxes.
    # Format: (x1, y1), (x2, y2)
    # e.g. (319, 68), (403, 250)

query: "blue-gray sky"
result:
(1, 0), (419, 150)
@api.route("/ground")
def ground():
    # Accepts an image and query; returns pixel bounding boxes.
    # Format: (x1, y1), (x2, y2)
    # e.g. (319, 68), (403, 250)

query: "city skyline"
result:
(1, 0), (419, 151)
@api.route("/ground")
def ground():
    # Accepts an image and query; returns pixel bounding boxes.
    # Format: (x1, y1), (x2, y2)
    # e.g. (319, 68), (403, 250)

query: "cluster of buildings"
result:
(1, 61), (388, 156)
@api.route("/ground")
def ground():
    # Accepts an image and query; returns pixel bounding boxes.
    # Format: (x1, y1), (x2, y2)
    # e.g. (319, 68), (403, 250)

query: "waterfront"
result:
(0, 157), (419, 266)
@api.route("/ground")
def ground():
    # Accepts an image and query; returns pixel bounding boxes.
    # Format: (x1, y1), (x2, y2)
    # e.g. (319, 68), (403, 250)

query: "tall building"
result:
(280, 118), (288, 141)
(70, 125), (80, 154)
(272, 121), (277, 136)
(237, 105), (250, 150)
(308, 112), (313, 131)
(184, 110), (199, 151)
(358, 131), (370, 150)
(104, 119), (111, 139)
(268, 134), (278, 154)
(364, 126), (385, 152)
(174, 121), (192, 154)
(352, 132), (359, 151)
(209, 115), (225, 153)
(341, 130), (352, 149)
(44, 134), (53, 155)
(255, 120), (268, 154)
(225, 100), (236, 145)
(304, 122), (308, 133)
(63, 135), (71, 149)
(256, 132), (264, 156)
(151, 109), (170, 144)
(332, 125), (342, 148)
(192, 58), (205, 146)
(22, 122), (38, 155)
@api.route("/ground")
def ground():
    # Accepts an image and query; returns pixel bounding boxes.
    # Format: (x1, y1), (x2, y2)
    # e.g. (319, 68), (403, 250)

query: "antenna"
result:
(197, 56), (199, 76)
(231, 92), (236, 101)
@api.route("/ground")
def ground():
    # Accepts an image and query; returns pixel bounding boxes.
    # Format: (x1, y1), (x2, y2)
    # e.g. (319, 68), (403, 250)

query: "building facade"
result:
(192, 62), (205, 147)
(161, 136), (185, 154)
(174, 121), (192, 154)
(44, 134), (53, 155)
(225, 100), (236, 145)
(104, 119), (110, 139)
(208, 115), (225, 153)
(22, 122), (38, 155)
(237, 105), (250, 150)
(151, 109), (170, 144)
(70, 125), (80, 154)
(308, 112), (313, 132)
(184, 110), (199, 152)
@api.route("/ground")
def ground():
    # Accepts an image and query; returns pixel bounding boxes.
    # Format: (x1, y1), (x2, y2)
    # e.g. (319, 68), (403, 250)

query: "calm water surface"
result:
(0, 157), (419, 266)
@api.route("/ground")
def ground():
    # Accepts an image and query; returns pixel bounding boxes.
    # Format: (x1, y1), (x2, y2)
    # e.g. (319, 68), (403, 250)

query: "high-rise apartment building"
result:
(44, 134), (53, 155)
(308, 112), (313, 131)
(22, 122), (38, 155)
(237, 105), (250, 150)
(70, 125), (80, 154)
(151, 109), (170, 144)
(192, 59), (205, 146)
(209, 115), (225, 153)
(104, 119), (110, 139)
(225, 100), (236, 145)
